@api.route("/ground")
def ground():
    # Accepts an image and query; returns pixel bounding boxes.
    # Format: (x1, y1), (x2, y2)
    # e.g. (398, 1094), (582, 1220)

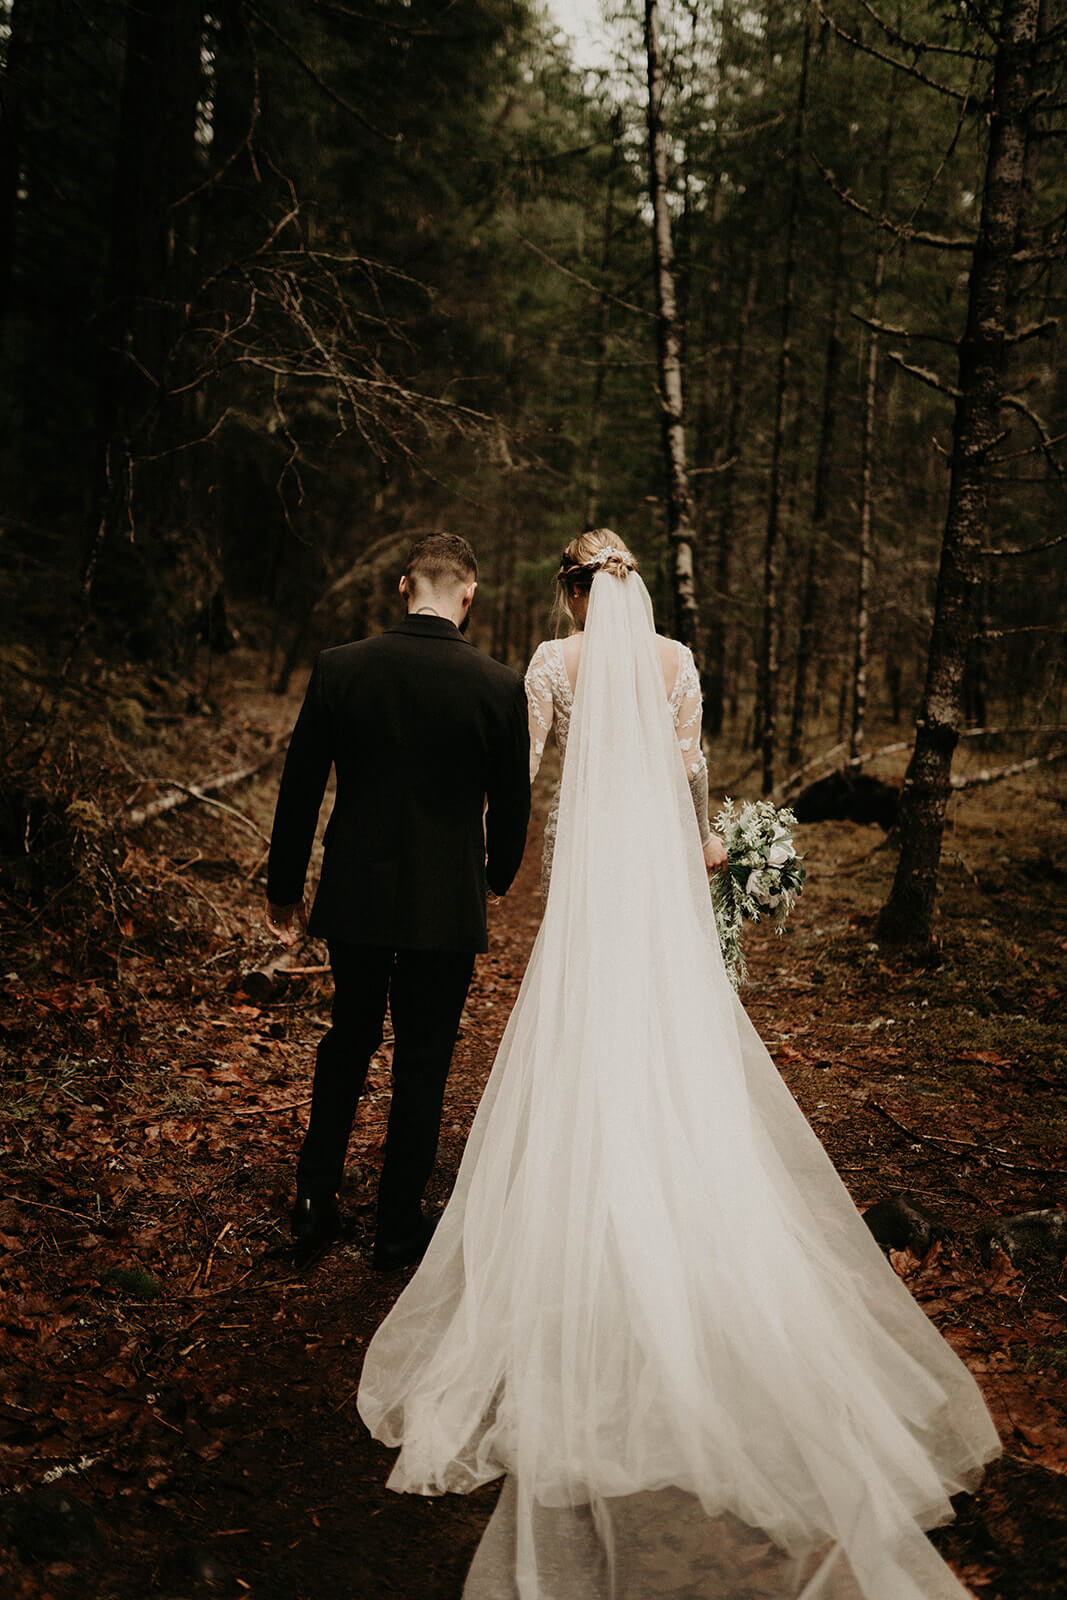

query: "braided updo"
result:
(555, 529), (637, 627)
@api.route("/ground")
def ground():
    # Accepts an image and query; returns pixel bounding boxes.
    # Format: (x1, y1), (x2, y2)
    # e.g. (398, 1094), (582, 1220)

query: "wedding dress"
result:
(357, 569), (1000, 1600)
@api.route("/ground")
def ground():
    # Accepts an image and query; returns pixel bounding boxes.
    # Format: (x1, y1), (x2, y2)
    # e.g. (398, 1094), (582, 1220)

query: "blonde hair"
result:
(554, 529), (637, 629)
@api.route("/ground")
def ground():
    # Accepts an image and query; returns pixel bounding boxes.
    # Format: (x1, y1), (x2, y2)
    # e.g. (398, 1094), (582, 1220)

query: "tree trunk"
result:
(0, 0), (36, 326)
(758, 18), (810, 794)
(644, 0), (700, 654)
(703, 259), (755, 739)
(787, 215), (844, 771)
(584, 112), (621, 531)
(850, 102), (894, 762)
(877, 0), (1041, 944)
(85, 0), (206, 600)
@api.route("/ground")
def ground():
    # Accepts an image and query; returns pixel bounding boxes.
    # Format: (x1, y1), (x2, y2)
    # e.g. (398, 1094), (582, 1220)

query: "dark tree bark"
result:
(699, 246), (754, 740)
(84, 0), (207, 612)
(878, 0), (1042, 944)
(0, 0), (36, 326)
(851, 100), (894, 763)
(584, 112), (622, 532)
(644, 0), (700, 654)
(758, 18), (810, 794)
(788, 214), (845, 769)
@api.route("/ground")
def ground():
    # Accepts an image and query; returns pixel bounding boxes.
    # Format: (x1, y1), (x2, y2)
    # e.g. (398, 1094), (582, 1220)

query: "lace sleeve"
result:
(673, 646), (711, 845)
(525, 642), (556, 781)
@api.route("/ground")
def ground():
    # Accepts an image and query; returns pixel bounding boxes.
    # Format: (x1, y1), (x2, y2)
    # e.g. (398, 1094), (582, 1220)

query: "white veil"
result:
(357, 569), (999, 1600)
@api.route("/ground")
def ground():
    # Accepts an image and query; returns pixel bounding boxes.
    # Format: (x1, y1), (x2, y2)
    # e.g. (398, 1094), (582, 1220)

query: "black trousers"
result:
(296, 942), (475, 1238)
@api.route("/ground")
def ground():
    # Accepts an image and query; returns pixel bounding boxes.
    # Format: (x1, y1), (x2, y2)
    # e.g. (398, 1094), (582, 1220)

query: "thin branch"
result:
(1011, 230), (1067, 263)
(984, 529), (1067, 557)
(851, 311), (955, 345)
(1005, 317), (1058, 343)
(246, 3), (402, 143)
(1000, 395), (1067, 490)
(814, 3), (981, 104)
(511, 231), (656, 320)
(906, 60), (982, 239)
(811, 157), (975, 251)
(886, 350), (961, 397)
(975, 624), (1066, 641)
(853, 0), (988, 60)
(171, 60), (262, 212)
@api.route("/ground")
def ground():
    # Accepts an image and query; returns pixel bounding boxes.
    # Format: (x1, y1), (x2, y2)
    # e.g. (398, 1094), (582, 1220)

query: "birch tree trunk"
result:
(758, 18), (810, 794)
(644, 0), (700, 653)
(877, 0), (1041, 943)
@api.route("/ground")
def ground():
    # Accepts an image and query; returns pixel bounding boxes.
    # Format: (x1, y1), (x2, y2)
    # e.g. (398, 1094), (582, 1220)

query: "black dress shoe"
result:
(371, 1212), (438, 1273)
(291, 1194), (340, 1265)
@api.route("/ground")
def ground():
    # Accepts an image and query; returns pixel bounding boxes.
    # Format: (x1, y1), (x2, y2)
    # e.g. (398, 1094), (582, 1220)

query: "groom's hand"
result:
(266, 899), (307, 945)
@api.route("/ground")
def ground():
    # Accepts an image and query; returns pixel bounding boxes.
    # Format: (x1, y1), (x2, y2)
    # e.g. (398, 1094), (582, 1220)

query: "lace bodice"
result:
(526, 636), (703, 776)
(525, 637), (711, 893)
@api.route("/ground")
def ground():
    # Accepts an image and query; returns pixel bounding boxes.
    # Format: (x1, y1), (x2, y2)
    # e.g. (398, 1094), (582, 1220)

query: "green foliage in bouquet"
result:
(711, 800), (807, 988)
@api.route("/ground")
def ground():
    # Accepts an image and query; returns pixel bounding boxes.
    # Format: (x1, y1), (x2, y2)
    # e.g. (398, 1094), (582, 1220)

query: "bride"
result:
(357, 530), (1000, 1599)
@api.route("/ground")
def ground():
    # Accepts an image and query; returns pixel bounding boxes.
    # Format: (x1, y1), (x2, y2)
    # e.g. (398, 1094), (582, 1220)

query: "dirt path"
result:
(1, 671), (1064, 1599)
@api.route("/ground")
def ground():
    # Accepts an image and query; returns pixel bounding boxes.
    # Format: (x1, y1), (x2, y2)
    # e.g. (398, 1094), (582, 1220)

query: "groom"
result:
(265, 533), (530, 1269)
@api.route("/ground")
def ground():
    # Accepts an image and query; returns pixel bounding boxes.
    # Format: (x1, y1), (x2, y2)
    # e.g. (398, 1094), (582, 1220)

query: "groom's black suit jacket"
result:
(267, 615), (530, 953)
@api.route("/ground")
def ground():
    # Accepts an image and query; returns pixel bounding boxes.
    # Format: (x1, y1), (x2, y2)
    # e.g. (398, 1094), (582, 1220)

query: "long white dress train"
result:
(357, 570), (1000, 1600)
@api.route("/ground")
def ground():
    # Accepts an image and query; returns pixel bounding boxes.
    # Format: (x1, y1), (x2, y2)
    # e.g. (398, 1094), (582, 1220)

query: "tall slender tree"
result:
(850, 96), (895, 763)
(644, 0), (700, 651)
(878, 0), (1044, 942)
(757, 16), (811, 794)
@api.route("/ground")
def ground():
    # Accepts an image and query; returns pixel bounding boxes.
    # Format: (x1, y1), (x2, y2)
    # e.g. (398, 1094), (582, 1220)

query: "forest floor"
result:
(0, 651), (1065, 1600)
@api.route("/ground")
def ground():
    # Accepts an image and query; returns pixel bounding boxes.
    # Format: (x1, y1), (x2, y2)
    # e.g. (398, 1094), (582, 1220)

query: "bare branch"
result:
(511, 231), (656, 320)
(850, 311), (955, 344)
(985, 531), (1067, 557)
(975, 624), (1066, 641)
(1000, 394), (1067, 489)
(814, 3), (982, 104)
(1011, 230), (1067, 263)
(1005, 317), (1058, 343)
(246, 3), (402, 143)
(886, 350), (961, 397)
(811, 157), (975, 250)
(172, 61), (262, 212)
(897, 51), (983, 237)
(853, 0), (989, 60)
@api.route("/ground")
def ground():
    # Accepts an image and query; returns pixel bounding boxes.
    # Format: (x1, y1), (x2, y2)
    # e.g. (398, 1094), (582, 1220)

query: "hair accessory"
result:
(585, 546), (636, 572)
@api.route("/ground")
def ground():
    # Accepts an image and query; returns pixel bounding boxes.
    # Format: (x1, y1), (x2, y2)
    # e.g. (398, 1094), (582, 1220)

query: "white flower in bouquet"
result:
(767, 833), (795, 869)
(745, 870), (782, 910)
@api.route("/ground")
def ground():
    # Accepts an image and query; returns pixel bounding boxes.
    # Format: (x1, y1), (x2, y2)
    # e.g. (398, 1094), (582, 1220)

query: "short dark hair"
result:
(404, 532), (477, 590)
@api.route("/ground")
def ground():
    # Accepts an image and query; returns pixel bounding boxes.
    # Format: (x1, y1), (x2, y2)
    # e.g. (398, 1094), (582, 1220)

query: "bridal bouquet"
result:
(711, 799), (806, 987)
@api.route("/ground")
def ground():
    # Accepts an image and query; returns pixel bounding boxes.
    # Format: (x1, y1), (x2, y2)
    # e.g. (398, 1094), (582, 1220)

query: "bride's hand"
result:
(703, 834), (728, 874)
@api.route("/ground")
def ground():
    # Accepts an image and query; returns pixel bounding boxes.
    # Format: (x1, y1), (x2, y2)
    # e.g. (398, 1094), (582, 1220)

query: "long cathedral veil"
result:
(357, 569), (999, 1599)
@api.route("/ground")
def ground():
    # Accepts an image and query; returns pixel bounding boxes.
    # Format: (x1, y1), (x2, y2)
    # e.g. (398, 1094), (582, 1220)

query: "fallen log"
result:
(777, 725), (1067, 801)
(125, 743), (284, 833)
(949, 747), (1066, 789)
(239, 939), (328, 1003)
